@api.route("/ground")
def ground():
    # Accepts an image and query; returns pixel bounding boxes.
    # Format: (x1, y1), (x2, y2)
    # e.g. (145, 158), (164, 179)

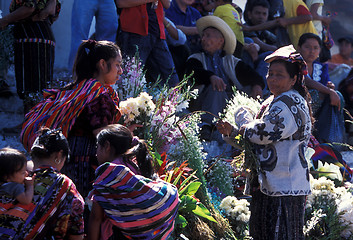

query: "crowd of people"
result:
(1, 0), (353, 239)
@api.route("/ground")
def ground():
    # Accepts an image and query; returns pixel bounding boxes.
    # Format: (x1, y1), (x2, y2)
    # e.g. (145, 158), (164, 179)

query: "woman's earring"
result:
(54, 158), (62, 164)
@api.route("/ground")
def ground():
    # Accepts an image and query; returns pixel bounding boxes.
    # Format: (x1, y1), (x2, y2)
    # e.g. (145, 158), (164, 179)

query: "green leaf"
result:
(179, 170), (197, 190)
(166, 170), (174, 183)
(172, 169), (184, 186)
(179, 181), (201, 196)
(175, 214), (188, 228)
(179, 195), (197, 212)
(192, 203), (217, 223)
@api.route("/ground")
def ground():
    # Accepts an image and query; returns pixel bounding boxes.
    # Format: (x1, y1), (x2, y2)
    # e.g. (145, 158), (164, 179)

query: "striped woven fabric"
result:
(92, 161), (180, 239)
(0, 168), (73, 240)
(20, 79), (121, 152)
(16, 38), (56, 46)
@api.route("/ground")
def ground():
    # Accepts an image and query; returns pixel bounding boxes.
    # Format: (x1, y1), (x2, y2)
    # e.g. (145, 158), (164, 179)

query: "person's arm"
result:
(165, 18), (187, 46)
(252, 37), (277, 52)
(186, 57), (226, 91)
(115, 0), (156, 8)
(278, 5), (313, 28)
(68, 235), (84, 240)
(239, 19), (278, 32)
(31, 0), (56, 21)
(278, 14), (312, 27)
(309, 3), (331, 27)
(16, 176), (34, 205)
(175, 25), (199, 36)
(0, 6), (35, 29)
(242, 98), (299, 145)
(88, 201), (104, 240)
(235, 61), (265, 89)
(304, 76), (341, 109)
(164, 18), (179, 40)
(185, 57), (214, 85)
(160, 0), (170, 9)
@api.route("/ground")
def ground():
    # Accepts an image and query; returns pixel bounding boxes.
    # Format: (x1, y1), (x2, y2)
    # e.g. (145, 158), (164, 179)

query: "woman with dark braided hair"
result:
(88, 124), (179, 240)
(217, 45), (313, 239)
(0, 128), (84, 239)
(21, 40), (122, 197)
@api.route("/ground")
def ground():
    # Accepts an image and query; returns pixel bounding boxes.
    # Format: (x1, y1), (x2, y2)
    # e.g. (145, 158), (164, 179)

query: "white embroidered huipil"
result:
(244, 89), (312, 196)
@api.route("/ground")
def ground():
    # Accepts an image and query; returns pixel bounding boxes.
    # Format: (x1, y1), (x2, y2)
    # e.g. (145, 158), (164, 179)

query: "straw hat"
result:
(196, 15), (237, 55)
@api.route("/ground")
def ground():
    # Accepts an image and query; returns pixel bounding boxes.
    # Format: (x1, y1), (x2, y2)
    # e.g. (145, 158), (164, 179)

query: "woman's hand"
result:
(326, 81), (335, 90)
(0, 19), (8, 30)
(250, 84), (263, 99)
(32, 0), (56, 21)
(329, 88), (341, 110)
(216, 120), (233, 136)
(210, 75), (226, 92)
(127, 124), (143, 132)
(238, 125), (246, 135)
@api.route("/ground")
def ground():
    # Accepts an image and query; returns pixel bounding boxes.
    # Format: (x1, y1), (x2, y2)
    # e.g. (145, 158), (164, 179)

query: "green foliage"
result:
(305, 195), (348, 239)
(205, 159), (234, 197)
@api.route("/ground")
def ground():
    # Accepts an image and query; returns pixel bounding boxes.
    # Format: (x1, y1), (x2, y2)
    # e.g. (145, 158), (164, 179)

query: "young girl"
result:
(298, 33), (345, 144)
(0, 148), (34, 205)
(21, 40), (122, 197)
(88, 124), (179, 240)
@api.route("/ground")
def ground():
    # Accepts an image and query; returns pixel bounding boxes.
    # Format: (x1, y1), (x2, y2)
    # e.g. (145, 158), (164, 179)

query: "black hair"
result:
(247, 0), (270, 13)
(96, 124), (154, 179)
(244, 0), (270, 23)
(270, 59), (315, 124)
(63, 40), (121, 90)
(0, 148), (27, 183)
(298, 33), (322, 48)
(30, 127), (70, 160)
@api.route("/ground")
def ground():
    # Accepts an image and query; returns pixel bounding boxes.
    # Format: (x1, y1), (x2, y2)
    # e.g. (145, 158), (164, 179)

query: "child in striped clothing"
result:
(88, 124), (179, 240)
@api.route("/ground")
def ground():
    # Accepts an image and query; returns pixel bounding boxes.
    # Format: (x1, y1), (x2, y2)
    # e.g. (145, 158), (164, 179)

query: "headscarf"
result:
(265, 45), (308, 87)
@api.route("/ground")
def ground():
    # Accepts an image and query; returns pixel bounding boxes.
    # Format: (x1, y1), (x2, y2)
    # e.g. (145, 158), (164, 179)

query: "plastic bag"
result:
(314, 92), (346, 144)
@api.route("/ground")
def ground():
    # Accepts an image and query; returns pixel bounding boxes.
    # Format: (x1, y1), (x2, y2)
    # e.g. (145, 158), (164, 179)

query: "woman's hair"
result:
(96, 124), (153, 178)
(63, 40), (120, 90)
(30, 128), (70, 160)
(298, 33), (322, 47)
(0, 148), (27, 182)
(271, 59), (315, 124)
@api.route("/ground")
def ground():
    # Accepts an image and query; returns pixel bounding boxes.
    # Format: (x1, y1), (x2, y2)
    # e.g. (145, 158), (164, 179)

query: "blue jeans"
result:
(68, 0), (119, 69)
(118, 31), (179, 87)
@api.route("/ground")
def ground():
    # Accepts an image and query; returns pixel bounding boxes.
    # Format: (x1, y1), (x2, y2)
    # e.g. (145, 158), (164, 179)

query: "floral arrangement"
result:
(205, 159), (234, 197)
(113, 55), (147, 101)
(221, 87), (261, 127)
(156, 157), (217, 227)
(119, 92), (155, 127)
(219, 88), (264, 182)
(219, 196), (251, 239)
(305, 176), (353, 239)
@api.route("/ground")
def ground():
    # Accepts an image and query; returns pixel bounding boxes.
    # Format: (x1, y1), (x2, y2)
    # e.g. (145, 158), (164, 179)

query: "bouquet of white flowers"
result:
(119, 92), (155, 128)
(219, 196), (251, 238)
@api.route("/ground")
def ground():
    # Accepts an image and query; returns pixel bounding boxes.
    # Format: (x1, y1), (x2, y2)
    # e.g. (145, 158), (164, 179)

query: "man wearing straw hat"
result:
(186, 15), (264, 140)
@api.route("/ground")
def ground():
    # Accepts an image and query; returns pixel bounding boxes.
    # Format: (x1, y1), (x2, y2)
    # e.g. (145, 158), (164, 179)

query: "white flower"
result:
(175, 100), (189, 112)
(316, 160), (343, 182)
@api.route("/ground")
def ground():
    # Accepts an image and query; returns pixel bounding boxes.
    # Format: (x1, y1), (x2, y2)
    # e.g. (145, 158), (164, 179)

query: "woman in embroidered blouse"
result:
(0, 0), (60, 112)
(0, 128), (84, 239)
(298, 33), (345, 143)
(218, 45), (312, 239)
(21, 40), (122, 198)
